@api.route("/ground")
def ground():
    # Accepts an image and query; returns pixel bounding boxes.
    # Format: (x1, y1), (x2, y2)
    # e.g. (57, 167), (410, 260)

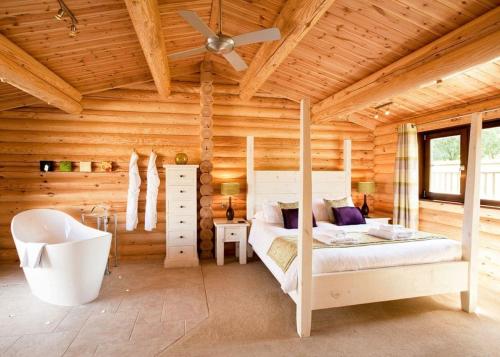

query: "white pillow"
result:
(262, 202), (283, 224)
(254, 211), (266, 221)
(312, 198), (329, 222)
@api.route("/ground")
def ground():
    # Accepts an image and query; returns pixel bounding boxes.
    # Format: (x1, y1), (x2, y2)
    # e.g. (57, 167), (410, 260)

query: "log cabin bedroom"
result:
(0, 0), (499, 356)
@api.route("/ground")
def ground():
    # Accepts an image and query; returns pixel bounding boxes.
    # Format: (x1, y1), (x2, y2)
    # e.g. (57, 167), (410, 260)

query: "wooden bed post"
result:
(461, 112), (482, 313)
(246, 136), (255, 220)
(297, 98), (313, 337)
(344, 139), (352, 195)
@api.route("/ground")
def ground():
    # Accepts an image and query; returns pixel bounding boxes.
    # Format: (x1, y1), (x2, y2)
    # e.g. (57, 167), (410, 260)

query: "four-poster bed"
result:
(246, 99), (482, 337)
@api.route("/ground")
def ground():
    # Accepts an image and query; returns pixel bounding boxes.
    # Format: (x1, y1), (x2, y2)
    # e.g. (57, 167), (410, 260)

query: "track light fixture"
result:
(55, 0), (79, 37)
(373, 102), (393, 118)
(54, 8), (65, 20)
(69, 23), (78, 37)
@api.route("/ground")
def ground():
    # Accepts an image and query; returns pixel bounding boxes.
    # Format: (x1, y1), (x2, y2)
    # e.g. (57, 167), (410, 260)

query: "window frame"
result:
(420, 125), (469, 203)
(480, 119), (500, 207)
(419, 119), (500, 208)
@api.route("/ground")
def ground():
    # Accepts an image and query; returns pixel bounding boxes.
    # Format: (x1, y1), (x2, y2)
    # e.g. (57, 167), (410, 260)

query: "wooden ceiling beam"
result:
(124, 0), (171, 98)
(239, 0), (337, 100)
(313, 7), (500, 123)
(0, 35), (82, 114)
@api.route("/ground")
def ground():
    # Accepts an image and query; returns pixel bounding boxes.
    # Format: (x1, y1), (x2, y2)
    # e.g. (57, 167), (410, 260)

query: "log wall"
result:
(0, 86), (374, 262)
(373, 118), (500, 281)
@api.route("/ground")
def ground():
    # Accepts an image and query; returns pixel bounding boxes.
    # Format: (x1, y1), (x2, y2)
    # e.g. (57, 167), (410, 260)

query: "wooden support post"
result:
(199, 61), (214, 259)
(343, 139), (352, 196)
(297, 98), (313, 337)
(460, 112), (482, 313)
(246, 136), (255, 220)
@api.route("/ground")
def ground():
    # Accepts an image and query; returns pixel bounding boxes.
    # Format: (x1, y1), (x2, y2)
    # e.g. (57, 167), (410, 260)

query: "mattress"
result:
(248, 218), (462, 293)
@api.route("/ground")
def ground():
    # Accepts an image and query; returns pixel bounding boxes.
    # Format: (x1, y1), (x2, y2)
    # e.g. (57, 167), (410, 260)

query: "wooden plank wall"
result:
(0, 87), (374, 262)
(373, 120), (500, 282)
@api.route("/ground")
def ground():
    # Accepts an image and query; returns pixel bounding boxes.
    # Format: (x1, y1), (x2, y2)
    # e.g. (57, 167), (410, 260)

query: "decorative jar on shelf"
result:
(175, 153), (188, 165)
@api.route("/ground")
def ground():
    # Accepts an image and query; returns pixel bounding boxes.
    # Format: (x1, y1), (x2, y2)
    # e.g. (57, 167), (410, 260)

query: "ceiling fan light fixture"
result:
(206, 35), (234, 55)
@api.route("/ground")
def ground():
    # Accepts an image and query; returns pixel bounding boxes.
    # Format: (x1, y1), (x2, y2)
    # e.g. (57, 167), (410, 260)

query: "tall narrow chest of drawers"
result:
(164, 165), (199, 268)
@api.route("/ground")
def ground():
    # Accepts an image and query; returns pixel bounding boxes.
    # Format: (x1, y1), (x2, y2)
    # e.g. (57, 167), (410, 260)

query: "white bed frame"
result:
(246, 100), (482, 337)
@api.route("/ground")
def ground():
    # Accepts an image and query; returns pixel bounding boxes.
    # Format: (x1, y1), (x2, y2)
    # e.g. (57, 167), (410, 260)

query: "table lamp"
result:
(221, 182), (240, 221)
(357, 181), (375, 218)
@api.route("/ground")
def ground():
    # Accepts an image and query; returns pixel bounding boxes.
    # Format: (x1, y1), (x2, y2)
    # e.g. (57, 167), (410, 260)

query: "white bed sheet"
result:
(248, 218), (462, 293)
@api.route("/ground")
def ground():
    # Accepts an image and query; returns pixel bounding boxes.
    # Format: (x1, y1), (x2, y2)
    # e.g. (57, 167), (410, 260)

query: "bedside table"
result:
(214, 218), (250, 266)
(365, 217), (392, 225)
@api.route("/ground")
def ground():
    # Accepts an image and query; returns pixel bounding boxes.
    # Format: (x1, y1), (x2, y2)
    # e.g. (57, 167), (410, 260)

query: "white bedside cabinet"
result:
(214, 218), (250, 266)
(164, 165), (199, 268)
(365, 217), (391, 225)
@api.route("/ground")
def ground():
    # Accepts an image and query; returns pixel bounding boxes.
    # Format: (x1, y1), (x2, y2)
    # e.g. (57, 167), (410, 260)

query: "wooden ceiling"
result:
(0, 0), (499, 128)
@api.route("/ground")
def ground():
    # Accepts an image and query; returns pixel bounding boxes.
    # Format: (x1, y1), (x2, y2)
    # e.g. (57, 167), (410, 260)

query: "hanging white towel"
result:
(19, 242), (47, 268)
(126, 151), (141, 231)
(145, 151), (160, 231)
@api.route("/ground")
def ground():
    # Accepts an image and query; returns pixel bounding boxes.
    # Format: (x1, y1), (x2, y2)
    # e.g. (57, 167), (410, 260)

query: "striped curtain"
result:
(393, 123), (419, 229)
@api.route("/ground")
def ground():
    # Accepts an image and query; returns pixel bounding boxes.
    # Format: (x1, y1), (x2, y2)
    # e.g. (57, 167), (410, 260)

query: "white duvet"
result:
(248, 218), (462, 293)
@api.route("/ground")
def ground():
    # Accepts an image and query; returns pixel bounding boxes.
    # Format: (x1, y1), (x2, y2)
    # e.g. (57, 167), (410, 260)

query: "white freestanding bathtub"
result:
(11, 209), (111, 306)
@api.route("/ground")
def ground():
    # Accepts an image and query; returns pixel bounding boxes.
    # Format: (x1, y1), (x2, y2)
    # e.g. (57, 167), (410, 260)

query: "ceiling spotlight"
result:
(384, 108), (390, 116)
(55, 8), (65, 20)
(69, 23), (78, 37)
(374, 112), (379, 119)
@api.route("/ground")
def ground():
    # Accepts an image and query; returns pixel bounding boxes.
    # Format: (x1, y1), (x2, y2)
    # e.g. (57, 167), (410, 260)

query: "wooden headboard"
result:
(246, 136), (352, 219)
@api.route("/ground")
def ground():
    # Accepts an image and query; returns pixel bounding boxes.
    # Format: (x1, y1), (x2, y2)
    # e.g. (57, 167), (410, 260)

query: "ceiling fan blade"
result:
(233, 28), (281, 47)
(168, 46), (207, 61)
(179, 10), (217, 38)
(222, 51), (248, 72)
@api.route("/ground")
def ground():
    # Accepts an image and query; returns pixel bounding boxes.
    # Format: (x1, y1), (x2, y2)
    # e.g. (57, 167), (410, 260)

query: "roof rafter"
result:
(0, 34), (82, 114)
(124, 0), (171, 98)
(312, 7), (500, 123)
(239, 0), (337, 100)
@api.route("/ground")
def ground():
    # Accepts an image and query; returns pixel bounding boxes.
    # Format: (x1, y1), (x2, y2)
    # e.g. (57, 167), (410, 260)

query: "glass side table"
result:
(81, 210), (118, 274)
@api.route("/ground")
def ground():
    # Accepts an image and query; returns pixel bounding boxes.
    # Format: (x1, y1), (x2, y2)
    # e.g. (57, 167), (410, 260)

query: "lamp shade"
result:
(357, 181), (375, 194)
(221, 182), (240, 196)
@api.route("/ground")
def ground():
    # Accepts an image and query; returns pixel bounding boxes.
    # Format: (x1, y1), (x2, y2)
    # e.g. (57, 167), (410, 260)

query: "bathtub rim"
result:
(11, 208), (112, 247)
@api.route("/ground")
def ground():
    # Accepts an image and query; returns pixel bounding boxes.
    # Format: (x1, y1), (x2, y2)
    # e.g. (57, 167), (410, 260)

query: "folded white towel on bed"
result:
(367, 228), (414, 240)
(19, 242), (47, 268)
(379, 224), (404, 232)
(315, 231), (357, 244)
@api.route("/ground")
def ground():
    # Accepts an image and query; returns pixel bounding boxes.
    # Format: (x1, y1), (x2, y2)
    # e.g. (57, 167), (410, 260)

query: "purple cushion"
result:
(332, 206), (366, 226)
(281, 208), (318, 229)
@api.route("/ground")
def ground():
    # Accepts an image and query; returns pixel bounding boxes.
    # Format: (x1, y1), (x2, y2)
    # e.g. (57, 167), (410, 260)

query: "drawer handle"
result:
(180, 174), (185, 178)
(180, 220), (185, 224)
(180, 205), (185, 208)
(180, 250), (184, 254)
(230, 233), (235, 236)
(180, 190), (185, 193)
(179, 235), (184, 239)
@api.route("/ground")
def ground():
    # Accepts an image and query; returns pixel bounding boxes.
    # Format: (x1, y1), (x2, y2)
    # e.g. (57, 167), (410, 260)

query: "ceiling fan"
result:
(168, 0), (281, 72)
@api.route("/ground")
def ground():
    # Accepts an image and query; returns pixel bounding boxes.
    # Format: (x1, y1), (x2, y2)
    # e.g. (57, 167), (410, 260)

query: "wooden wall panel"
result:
(0, 86), (374, 262)
(373, 118), (500, 281)
(0, 96), (201, 262)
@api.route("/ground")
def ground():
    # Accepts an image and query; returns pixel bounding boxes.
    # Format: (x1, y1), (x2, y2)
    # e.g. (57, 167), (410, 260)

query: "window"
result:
(481, 120), (500, 206)
(420, 119), (500, 207)
(420, 126), (468, 203)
